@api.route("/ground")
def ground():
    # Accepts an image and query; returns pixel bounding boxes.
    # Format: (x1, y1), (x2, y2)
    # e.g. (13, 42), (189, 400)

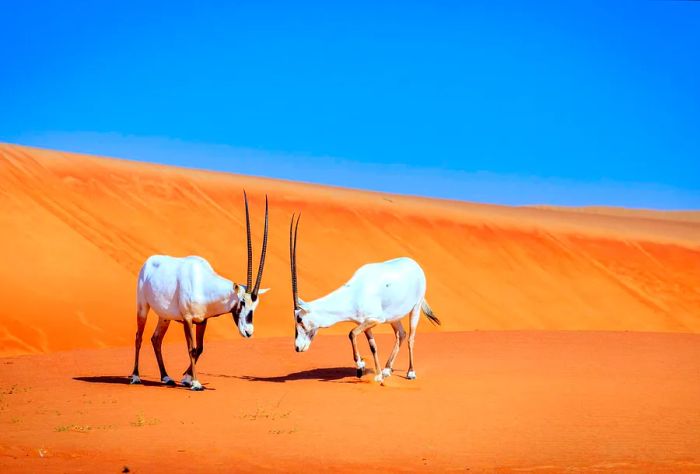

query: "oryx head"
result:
(289, 214), (317, 352)
(232, 191), (270, 338)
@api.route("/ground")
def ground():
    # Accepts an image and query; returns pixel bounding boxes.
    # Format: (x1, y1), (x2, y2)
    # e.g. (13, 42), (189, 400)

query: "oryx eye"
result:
(296, 316), (302, 324)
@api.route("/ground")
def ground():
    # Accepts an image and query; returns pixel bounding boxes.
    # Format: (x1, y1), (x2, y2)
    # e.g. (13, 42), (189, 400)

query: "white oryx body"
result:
(130, 192), (270, 391)
(290, 216), (440, 383)
(137, 255), (242, 324)
(295, 257), (426, 330)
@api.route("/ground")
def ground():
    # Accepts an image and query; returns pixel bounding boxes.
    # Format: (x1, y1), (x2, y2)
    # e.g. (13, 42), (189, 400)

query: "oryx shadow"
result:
(74, 375), (161, 387)
(235, 366), (358, 383)
(73, 375), (213, 390)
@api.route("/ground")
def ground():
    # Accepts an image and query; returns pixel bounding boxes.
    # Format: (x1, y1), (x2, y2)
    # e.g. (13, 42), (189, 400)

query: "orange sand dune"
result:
(1, 331), (699, 472)
(1, 143), (699, 356)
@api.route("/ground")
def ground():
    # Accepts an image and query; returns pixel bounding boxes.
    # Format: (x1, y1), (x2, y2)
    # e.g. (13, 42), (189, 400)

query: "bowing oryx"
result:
(289, 214), (440, 383)
(130, 192), (270, 390)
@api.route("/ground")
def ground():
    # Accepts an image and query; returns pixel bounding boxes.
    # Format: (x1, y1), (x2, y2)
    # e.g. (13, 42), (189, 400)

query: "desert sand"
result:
(1, 333), (700, 472)
(1, 143), (699, 472)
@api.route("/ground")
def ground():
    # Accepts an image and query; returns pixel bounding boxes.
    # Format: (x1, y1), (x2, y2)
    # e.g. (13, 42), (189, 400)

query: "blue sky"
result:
(1, 1), (699, 208)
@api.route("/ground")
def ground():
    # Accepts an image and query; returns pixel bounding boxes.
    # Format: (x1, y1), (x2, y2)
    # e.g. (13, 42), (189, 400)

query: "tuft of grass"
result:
(55, 423), (113, 433)
(55, 424), (92, 433)
(268, 426), (298, 435)
(240, 406), (291, 421)
(130, 413), (160, 427)
(240, 398), (291, 421)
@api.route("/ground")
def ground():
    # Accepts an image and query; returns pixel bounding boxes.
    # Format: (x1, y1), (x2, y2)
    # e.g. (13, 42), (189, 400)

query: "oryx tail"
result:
(421, 300), (441, 326)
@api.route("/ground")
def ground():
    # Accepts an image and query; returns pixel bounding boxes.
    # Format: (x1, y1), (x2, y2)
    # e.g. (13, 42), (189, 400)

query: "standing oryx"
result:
(130, 192), (270, 390)
(289, 214), (440, 383)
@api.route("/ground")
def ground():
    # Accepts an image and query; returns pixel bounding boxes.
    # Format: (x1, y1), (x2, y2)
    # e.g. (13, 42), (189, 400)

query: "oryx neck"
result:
(307, 286), (355, 327)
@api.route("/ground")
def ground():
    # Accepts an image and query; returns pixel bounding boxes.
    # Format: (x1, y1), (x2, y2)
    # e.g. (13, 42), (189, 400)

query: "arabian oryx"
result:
(289, 215), (440, 383)
(130, 192), (270, 390)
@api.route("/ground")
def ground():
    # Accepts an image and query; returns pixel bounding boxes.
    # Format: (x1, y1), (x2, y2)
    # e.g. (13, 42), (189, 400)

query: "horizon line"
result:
(3, 132), (699, 211)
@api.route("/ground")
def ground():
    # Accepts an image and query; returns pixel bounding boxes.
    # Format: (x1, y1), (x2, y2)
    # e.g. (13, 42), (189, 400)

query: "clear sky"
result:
(1, 1), (699, 208)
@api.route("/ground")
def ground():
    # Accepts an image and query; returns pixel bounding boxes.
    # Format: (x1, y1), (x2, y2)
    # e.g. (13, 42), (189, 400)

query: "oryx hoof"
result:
(381, 368), (392, 378)
(407, 370), (416, 380)
(162, 376), (176, 386)
(190, 380), (204, 391)
(373, 374), (384, 384)
(181, 374), (193, 387)
(355, 359), (366, 378)
(129, 375), (141, 385)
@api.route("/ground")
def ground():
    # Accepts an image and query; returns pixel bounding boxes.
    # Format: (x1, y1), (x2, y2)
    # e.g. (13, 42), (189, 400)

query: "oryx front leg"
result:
(349, 320), (380, 382)
(364, 328), (384, 383)
(182, 319), (203, 391)
(382, 320), (406, 378)
(182, 320), (207, 387)
(151, 318), (175, 385)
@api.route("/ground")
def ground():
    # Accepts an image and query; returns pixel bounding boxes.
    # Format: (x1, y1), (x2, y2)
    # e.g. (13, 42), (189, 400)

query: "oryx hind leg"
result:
(406, 303), (421, 380)
(130, 302), (149, 384)
(382, 320), (406, 378)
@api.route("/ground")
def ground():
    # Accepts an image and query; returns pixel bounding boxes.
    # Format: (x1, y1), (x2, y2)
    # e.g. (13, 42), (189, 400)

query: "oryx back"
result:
(351, 257), (426, 322)
(137, 255), (228, 320)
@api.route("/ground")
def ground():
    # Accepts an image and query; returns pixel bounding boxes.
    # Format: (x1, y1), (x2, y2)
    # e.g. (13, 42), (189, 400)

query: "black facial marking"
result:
(246, 310), (253, 324)
(251, 293), (258, 302)
(296, 316), (302, 324)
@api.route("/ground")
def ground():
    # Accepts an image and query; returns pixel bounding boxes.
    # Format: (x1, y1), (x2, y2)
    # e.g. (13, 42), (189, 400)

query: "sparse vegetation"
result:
(240, 405), (291, 421)
(55, 424), (90, 432)
(241, 398), (296, 435)
(55, 423), (114, 432)
(268, 427), (298, 435)
(1, 384), (31, 395)
(0, 385), (31, 411)
(130, 412), (160, 427)
(240, 397), (291, 421)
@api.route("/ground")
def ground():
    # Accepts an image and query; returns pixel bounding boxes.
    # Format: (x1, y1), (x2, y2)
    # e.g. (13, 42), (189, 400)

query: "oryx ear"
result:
(257, 288), (271, 295)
